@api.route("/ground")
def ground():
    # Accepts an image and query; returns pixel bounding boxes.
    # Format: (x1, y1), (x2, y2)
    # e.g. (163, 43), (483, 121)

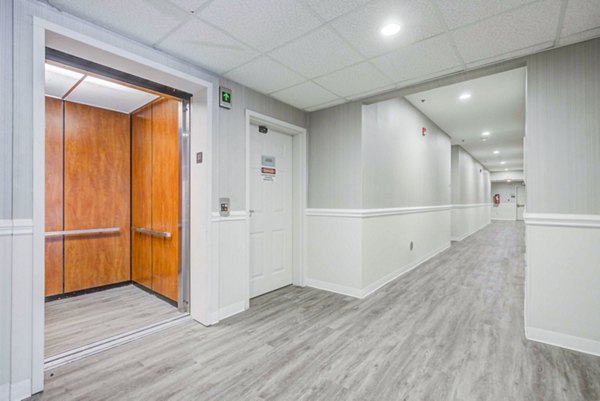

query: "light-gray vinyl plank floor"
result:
(45, 284), (182, 357)
(34, 222), (600, 400)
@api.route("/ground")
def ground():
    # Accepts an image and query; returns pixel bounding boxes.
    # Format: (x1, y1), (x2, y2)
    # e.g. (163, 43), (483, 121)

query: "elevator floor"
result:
(45, 284), (182, 357)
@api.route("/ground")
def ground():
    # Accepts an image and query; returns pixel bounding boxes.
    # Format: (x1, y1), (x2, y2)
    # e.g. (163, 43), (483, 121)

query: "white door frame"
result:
(31, 17), (217, 393)
(245, 110), (307, 308)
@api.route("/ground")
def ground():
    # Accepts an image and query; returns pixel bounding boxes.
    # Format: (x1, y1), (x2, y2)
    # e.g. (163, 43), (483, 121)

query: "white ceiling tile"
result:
(45, 63), (84, 99)
(305, 98), (347, 112)
(224, 57), (306, 94)
(434, 0), (536, 30)
(345, 83), (397, 100)
(269, 26), (363, 78)
(304, 0), (373, 21)
(330, 0), (443, 58)
(406, 68), (526, 170)
(561, 0), (600, 37)
(371, 35), (462, 83)
(48, 0), (188, 45)
(157, 18), (259, 74)
(314, 61), (392, 97)
(271, 81), (339, 110)
(198, 0), (322, 52)
(168, 0), (209, 13)
(66, 76), (159, 114)
(452, 0), (562, 64)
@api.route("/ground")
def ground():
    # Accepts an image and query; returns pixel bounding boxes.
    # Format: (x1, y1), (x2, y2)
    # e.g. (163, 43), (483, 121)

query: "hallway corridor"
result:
(33, 222), (600, 401)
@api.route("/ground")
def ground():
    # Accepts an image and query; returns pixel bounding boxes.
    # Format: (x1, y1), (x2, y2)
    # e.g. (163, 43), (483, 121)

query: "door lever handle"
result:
(249, 209), (255, 217)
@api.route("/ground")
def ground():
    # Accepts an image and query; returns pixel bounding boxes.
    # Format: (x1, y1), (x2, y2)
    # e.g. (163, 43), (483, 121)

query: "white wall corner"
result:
(218, 301), (247, 321)
(305, 278), (363, 298)
(9, 379), (31, 401)
(360, 242), (451, 298)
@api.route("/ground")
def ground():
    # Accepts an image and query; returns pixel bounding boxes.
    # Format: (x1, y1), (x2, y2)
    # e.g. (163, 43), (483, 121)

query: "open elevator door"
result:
(44, 48), (191, 311)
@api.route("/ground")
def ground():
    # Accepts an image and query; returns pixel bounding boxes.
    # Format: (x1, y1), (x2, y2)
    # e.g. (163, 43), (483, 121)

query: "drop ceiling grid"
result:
(44, 0), (600, 111)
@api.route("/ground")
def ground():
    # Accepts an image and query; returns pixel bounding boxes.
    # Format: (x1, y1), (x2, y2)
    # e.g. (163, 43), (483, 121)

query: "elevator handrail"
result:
(132, 227), (172, 238)
(45, 227), (121, 237)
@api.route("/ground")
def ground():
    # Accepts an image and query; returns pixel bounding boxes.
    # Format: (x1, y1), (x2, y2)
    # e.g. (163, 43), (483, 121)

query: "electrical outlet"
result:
(410, 241), (414, 251)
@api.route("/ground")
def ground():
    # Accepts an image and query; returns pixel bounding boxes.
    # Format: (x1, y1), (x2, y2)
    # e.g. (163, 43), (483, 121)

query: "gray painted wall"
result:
(451, 145), (490, 205)
(362, 98), (451, 208)
(1, 0), (12, 221)
(526, 38), (600, 215)
(0, 0), (13, 395)
(308, 102), (363, 209)
(218, 78), (306, 211)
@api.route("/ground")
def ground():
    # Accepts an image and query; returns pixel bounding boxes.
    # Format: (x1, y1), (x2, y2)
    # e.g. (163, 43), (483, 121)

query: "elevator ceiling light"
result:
(459, 93), (471, 100)
(493, 150), (500, 154)
(380, 23), (401, 36)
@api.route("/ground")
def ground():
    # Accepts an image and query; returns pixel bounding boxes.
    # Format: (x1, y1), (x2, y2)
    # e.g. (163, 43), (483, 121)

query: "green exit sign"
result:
(220, 87), (232, 109)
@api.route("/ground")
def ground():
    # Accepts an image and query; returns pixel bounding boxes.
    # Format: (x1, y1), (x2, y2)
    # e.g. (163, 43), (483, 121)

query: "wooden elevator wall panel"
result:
(151, 98), (180, 301)
(63, 102), (131, 293)
(45, 97), (64, 297)
(131, 104), (153, 289)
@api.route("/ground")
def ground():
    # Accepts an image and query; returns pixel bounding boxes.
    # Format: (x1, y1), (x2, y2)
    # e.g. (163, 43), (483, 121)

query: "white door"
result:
(249, 124), (293, 297)
(516, 184), (526, 220)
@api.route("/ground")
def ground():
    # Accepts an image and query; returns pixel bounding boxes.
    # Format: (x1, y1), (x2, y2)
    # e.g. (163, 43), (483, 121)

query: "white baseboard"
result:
(219, 301), (247, 320)
(526, 326), (600, 357)
(305, 278), (363, 298)
(9, 379), (30, 401)
(307, 242), (451, 299)
(491, 217), (516, 221)
(361, 242), (451, 298)
(451, 221), (490, 242)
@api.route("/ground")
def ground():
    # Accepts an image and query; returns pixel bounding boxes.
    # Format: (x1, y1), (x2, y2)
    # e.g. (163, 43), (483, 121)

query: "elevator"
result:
(43, 50), (191, 357)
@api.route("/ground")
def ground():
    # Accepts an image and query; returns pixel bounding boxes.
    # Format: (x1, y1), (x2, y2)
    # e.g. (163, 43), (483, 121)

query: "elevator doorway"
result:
(43, 53), (190, 359)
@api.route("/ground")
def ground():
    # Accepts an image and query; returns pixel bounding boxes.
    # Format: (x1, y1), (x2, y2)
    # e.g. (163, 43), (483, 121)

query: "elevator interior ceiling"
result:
(45, 62), (159, 113)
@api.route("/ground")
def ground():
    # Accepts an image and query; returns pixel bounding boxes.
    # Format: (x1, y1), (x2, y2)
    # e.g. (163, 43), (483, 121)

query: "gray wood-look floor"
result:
(34, 222), (600, 400)
(45, 284), (182, 357)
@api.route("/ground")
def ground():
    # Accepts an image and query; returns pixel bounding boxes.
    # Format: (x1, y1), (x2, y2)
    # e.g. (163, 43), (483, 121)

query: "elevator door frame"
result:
(32, 20), (218, 395)
(43, 51), (192, 312)
(178, 99), (191, 312)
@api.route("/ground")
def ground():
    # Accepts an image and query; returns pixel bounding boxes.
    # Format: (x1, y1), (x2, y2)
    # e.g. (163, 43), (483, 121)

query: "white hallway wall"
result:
(525, 38), (600, 356)
(307, 97), (453, 297)
(450, 145), (491, 241)
(491, 182), (519, 221)
(2, 0), (307, 399)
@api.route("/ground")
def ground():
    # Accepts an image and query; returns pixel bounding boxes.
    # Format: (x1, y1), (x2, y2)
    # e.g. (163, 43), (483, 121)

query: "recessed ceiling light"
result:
(493, 150), (500, 154)
(459, 93), (471, 100)
(481, 131), (490, 136)
(380, 23), (401, 36)
(504, 168), (508, 171)
(507, 179), (512, 183)
(500, 161), (506, 164)
(481, 138), (487, 142)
